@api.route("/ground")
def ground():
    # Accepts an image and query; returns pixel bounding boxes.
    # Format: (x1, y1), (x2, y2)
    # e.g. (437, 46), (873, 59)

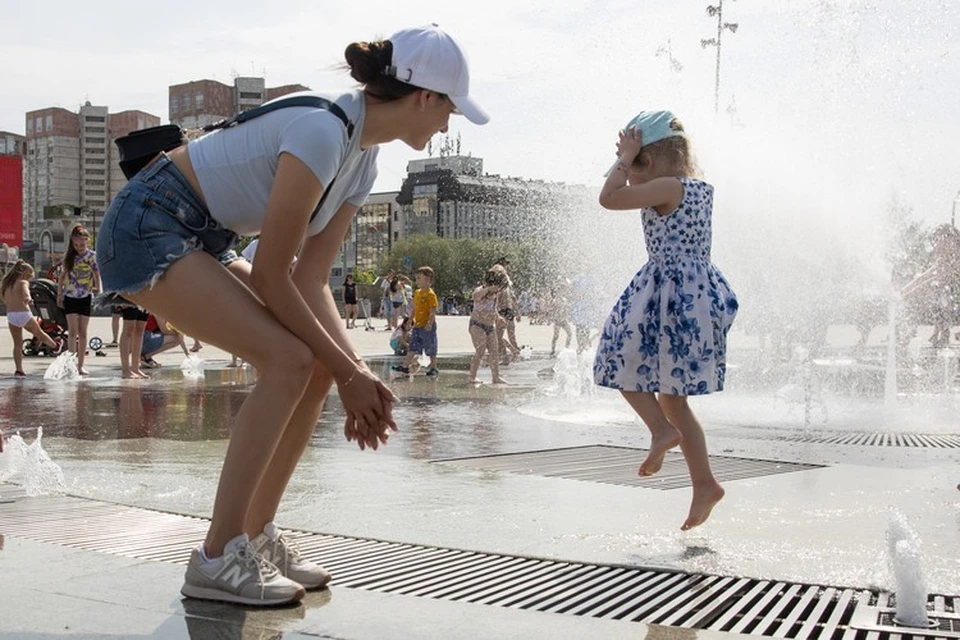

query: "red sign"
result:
(0, 156), (23, 247)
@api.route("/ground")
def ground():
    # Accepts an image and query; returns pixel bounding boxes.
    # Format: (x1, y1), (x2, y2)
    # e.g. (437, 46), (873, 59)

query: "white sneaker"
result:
(253, 523), (332, 589)
(181, 533), (305, 606)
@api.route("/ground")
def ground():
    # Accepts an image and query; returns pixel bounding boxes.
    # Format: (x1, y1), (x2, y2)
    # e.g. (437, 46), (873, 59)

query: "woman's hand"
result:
(617, 126), (643, 163)
(338, 367), (398, 451)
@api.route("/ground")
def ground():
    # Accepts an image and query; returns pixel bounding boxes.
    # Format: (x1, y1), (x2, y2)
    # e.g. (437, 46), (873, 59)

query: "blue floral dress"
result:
(593, 178), (738, 395)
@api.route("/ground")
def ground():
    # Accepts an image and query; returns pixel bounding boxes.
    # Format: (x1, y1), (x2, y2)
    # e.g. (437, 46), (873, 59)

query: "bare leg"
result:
(487, 330), (507, 383)
(130, 321), (148, 378)
(120, 320), (135, 378)
(659, 394), (725, 530)
(127, 251), (314, 557)
(24, 317), (57, 349)
(620, 391), (683, 476)
(66, 313), (80, 356)
(10, 326), (24, 374)
(244, 365), (333, 536)
(506, 319), (520, 354)
(468, 324), (487, 382)
(111, 313), (120, 344)
(77, 315), (90, 373)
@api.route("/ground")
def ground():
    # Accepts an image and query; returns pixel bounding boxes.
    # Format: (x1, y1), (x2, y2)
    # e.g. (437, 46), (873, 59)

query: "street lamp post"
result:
(701, 1), (739, 114)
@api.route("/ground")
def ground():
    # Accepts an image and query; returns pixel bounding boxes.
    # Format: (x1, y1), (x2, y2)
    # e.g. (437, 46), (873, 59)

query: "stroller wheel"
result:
(89, 336), (103, 351)
(22, 339), (35, 356)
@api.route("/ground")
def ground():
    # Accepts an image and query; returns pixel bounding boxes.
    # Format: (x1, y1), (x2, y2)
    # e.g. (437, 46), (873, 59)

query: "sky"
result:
(2, 0), (959, 233)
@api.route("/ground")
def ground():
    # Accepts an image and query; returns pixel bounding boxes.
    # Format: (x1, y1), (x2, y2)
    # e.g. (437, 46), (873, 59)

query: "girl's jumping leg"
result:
(620, 391), (683, 476)
(658, 394), (724, 530)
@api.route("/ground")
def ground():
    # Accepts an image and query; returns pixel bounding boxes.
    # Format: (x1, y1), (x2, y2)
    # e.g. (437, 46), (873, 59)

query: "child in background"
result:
(390, 317), (411, 355)
(468, 265), (510, 384)
(2, 260), (61, 376)
(57, 225), (100, 376)
(594, 110), (738, 531)
(394, 266), (440, 376)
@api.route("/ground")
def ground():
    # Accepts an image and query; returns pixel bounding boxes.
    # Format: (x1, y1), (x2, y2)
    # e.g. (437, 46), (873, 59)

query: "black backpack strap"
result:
(202, 95), (355, 140)
(202, 95), (355, 224)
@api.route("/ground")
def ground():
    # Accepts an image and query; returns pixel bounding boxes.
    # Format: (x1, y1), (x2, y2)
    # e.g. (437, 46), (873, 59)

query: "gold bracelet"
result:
(342, 367), (360, 388)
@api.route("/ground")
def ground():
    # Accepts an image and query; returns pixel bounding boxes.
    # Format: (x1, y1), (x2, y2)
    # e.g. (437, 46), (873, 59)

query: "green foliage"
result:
(382, 234), (556, 296)
(352, 267), (378, 285)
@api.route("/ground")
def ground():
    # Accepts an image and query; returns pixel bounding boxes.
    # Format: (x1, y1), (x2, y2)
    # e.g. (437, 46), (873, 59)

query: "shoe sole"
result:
(180, 584), (305, 606)
(300, 578), (332, 590)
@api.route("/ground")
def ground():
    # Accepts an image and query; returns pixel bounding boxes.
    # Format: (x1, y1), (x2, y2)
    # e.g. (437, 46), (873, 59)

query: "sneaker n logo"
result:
(219, 564), (251, 589)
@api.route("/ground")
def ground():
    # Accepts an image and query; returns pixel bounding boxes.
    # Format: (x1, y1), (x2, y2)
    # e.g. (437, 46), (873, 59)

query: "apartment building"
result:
(168, 77), (310, 128)
(22, 102), (160, 244)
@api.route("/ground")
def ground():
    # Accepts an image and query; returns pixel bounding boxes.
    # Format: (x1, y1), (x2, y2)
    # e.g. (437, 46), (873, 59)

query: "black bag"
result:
(115, 95), (354, 180)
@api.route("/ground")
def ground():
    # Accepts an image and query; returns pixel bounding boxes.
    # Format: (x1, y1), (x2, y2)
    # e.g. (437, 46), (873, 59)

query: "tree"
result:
(381, 235), (555, 297)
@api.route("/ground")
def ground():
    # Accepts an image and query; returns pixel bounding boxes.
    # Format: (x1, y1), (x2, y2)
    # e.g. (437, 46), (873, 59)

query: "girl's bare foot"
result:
(133, 370), (150, 379)
(78, 367), (90, 376)
(681, 482), (725, 530)
(639, 427), (682, 476)
(121, 370), (135, 379)
(492, 377), (510, 384)
(14, 370), (26, 378)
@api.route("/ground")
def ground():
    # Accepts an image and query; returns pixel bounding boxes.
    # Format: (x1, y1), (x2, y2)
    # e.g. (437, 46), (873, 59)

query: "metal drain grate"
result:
(721, 430), (960, 449)
(0, 492), (956, 638)
(851, 598), (960, 638)
(431, 445), (822, 490)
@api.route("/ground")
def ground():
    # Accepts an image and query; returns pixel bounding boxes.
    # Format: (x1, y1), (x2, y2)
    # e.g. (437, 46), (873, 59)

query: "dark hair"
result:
(390, 275), (400, 293)
(64, 225), (89, 273)
(632, 118), (700, 178)
(345, 40), (418, 101)
(344, 39), (449, 103)
(415, 266), (435, 281)
(1, 259), (33, 297)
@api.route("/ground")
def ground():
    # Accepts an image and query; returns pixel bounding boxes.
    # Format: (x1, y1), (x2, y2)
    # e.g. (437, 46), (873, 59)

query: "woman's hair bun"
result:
(344, 40), (393, 84)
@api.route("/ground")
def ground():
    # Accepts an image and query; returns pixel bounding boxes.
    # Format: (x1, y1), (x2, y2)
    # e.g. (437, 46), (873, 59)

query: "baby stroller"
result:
(21, 278), (67, 357)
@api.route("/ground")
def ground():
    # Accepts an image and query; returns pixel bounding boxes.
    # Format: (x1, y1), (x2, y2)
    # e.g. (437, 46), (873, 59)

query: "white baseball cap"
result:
(386, 24), (489, 125)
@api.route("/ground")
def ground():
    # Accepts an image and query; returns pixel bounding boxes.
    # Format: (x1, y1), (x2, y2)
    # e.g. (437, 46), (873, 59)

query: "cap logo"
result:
(384, 65), (413, 82)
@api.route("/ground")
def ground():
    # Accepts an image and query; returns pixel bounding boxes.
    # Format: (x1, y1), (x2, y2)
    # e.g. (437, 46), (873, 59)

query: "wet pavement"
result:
(0, 316), (959, 637)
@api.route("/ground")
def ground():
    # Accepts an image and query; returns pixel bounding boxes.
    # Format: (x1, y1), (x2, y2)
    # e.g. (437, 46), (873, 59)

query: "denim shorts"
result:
(409, 326), (438, 357)
(96, 154), (239, 302)
(141, 331), (164, 357)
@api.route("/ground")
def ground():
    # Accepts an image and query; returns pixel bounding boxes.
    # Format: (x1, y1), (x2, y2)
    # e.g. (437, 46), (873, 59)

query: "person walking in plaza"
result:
(594, 111), (738, 531)
(57, 225), (100, 376)
(96, 24), (487, 606)
(2, 260), (62, 377)
(342, 273), (359, 329)
(393, 266), (440, 376)
(468, 265), (510, 384)
(376, 268), (396, 329)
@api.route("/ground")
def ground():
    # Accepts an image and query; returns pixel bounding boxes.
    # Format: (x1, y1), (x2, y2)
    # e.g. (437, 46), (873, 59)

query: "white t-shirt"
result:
(188, 90), (379, 237)
(240, 239), (297, 266)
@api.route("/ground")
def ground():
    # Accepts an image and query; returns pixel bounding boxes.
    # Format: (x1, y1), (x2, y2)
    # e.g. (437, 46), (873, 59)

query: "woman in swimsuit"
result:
(467, 265), (509, 385)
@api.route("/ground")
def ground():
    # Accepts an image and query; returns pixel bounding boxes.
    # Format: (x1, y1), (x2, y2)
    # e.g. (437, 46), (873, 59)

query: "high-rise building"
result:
(397, 154), (591, 246)
(22, 102), (160, 251)
(168, 77), (310, 128)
